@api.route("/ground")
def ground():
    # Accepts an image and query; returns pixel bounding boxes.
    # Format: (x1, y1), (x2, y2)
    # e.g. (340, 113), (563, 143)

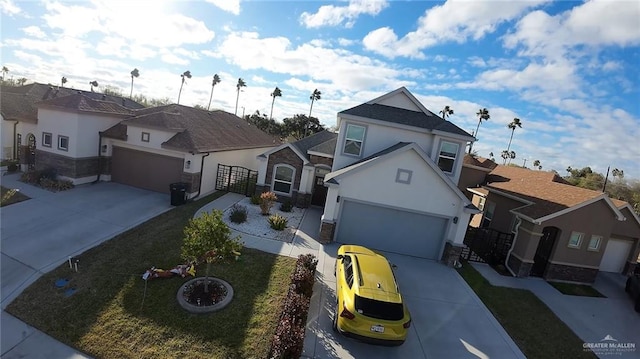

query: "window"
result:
(57, 135), (69, 151)
(568, 232), (583, 248)
(343, 124), (365, 156)
(438, 141), (459, 173)
(481, 201), (495, 228)
(588, 235), (602, 251)
(141, 132), (150, 142)
(477, 197), (486, 210)
(272, 165), (295, 195)
(344, 255), (354, 288)
(42, 132), (52, 147)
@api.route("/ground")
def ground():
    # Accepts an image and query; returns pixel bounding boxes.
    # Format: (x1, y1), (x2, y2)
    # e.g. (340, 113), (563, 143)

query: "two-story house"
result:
(256, 87), (479, 264)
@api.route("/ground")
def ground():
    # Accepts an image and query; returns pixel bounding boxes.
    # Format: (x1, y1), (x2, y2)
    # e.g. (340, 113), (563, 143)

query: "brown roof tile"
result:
(485, 165), (607, 220)
(124, 104), (281, 153)
(463, 154), (498, 170)
(0, 92), (39, 123)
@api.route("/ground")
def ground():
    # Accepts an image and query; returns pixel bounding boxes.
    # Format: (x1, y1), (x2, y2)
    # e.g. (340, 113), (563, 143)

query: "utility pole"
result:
(522, 159), (527, 168)
(602, 166), (610, 192)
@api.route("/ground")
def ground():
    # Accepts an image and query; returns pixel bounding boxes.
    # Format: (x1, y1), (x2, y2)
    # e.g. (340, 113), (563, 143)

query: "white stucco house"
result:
(1, 83), (280, 197)
(257, 87), (480, 263)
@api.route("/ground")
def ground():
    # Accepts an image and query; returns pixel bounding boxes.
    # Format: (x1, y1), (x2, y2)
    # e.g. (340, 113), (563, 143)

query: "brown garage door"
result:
(111, 146), (183, 193)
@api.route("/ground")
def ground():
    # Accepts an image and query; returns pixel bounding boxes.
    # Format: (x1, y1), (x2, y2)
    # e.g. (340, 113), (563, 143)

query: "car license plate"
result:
(370, 325), (384, 333)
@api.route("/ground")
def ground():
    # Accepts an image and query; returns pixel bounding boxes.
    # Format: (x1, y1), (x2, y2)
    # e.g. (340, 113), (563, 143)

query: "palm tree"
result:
(61, 76), (67, 87)
(89, 80), (99, 92)
(1, 66), (8, 82)
(469, 108), (490, 153)
(501, 150), (509, 163)
(489, 151), (495, 161)
(533, 160), (541, 170)
(269, 86), (282, 120)
(207, 74), (221, 110)
(439, 105), (454, 120)
(506, 117), (523, 153)
(308, 89), (321, 118)
(508, 151), (516, 164)
(129, 68), (139, 99)
(177, 70), (192, 104)
(16, 78), (27, 85)
(612, 168), (624, 179)
(235, 78), (246, 115)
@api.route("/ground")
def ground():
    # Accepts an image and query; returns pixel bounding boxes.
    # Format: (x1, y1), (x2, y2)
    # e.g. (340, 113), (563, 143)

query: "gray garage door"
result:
(336, 200), (448, 259)
(111, 146), (183, 193)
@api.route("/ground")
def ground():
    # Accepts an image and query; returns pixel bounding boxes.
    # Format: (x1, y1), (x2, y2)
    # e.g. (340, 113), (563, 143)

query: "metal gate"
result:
(215, 164), (257, 196)
(460, 227), (514, 265)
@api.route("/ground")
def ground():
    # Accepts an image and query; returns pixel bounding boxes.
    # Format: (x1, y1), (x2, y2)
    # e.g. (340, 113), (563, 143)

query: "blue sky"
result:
(1, 0), (639, 179)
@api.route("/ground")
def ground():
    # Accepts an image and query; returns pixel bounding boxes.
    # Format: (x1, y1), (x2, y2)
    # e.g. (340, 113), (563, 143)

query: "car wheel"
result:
(626, 278), (632, 293)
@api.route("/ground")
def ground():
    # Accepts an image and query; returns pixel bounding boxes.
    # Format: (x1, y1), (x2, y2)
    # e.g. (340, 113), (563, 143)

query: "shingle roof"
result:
(485, 166), (614, 220)
(123, 104), (281, 153)
(290, 130), (338, 158)
(308, 137), (337, 156)
(101, 123), (127, 140)
(0, 92), (39, 123)
(340, 103), (472, 138)
(38, 94), (134, 116)
(463, 154), (498, 170)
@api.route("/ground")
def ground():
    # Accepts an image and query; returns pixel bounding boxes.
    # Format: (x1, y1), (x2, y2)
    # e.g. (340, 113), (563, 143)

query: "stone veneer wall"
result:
(35, 149), (100, 179)
(181, 172), (200, 194)
(442, 241), (463, 267)
(264, 147), (303, 190)
(507, 255), (532, 277)
(319, 222), (335, 244)
(623, 261), (637, 276)
(544, 263), (598, 284)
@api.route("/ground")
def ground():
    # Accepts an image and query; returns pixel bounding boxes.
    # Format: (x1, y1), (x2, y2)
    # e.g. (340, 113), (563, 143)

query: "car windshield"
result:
(354, 295), (404, 321)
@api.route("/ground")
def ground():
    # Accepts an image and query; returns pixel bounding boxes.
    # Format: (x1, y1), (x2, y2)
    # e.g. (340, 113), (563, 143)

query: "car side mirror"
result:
(336, 254), (344, 261)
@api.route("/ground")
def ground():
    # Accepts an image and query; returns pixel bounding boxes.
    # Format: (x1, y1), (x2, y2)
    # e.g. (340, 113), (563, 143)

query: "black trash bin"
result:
(170, 182), (188, 206)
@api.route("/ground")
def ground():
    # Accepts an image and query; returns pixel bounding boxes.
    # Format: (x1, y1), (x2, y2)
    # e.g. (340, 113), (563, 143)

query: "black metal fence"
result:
(215, 164), (257, 196)
(460, 227), (514, 265)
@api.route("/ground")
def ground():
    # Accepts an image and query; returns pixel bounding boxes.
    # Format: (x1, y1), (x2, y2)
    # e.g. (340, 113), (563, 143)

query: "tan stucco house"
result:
(464, 160), (640, 283)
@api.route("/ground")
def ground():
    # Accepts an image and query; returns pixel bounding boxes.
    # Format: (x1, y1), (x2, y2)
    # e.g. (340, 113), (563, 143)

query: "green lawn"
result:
(549, 282), (606, 297)
(1, 185), (30, 207)
(457, 262), (596, 359)
(7, 192), (297, 359)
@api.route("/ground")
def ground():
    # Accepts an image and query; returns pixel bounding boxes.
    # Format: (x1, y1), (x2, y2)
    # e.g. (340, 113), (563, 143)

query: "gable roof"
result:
(463, 154), (498, 171)
(485, 165), (624, 223)
(339, 87), (473, 139)
(122, 104), (280, 153)
(325, 142), (471, 203)
(259, 130), (338, 164)
(38, 94), (134, 116)
(0, 92), (39, 123)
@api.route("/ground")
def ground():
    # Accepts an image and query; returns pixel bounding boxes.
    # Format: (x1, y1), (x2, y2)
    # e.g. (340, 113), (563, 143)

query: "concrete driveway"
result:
(1, 174), (171, 358)
(303, 244), (525, 359)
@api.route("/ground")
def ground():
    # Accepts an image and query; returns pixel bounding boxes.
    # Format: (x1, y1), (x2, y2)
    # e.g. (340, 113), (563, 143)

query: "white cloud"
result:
(160, 51), (190, 66)
(364, 0), (548, 58)
(205, 0), (240, 15)
(0, 0), (21, 15)
(21, 26), (46, 39)
(42, 1), (215, 48)
(300, 0), (388, 28)
(601, 60), (622, 72)
(337, 38), (357, 47)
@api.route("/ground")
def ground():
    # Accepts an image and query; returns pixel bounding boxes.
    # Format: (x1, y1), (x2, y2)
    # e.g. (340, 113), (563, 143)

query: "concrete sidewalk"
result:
(471, 262), (640, 359)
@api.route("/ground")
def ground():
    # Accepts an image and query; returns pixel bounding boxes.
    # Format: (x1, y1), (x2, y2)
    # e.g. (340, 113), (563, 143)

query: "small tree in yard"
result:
(260, 191), (278, 215)
(181, 210), (242, 292)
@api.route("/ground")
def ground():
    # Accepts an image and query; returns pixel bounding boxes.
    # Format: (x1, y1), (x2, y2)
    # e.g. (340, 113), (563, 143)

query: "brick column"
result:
(442, 241), (463, 267)
(319, 221), (335, 244)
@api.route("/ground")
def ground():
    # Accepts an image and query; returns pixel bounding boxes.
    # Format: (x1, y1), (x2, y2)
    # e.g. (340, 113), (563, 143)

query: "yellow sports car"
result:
(333, 245), (411, 346)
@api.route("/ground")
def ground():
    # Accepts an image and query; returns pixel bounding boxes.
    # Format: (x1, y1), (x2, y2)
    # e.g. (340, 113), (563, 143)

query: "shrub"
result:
(40, 167), (57, 180)
(268, 254), (317, 359)
(268, 214), (288, 231)
(55, 179), (74, 191)
(279, 200), (293, 212)
(250, 194), (262, 205)
(7, 163), (18, 172)
(229, 204), (248, 224)
(20, 170), (42, 184)
(260, 191), (277, 215)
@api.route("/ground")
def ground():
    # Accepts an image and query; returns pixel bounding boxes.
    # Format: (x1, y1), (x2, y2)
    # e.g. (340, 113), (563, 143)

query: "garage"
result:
(335, 200), (448, 259)
(111, 146), (183, 193)
(600, 238), (633, 273)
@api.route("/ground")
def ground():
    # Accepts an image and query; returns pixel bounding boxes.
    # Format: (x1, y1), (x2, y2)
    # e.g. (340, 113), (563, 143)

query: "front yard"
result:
(6, 192), (297, 359)
(457, 262), (596, 359)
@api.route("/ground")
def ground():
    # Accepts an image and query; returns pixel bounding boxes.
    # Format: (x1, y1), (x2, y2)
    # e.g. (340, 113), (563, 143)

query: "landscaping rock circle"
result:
(177, 277), (234, 314)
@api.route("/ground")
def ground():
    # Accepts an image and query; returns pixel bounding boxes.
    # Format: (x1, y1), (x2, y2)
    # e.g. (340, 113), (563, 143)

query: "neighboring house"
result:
(465, 163), (640, 283)
(1, 83), (280, 196)
(458, 154), (497, 200)
(0, 83), (143, 162)
(258, 87), (480, 264)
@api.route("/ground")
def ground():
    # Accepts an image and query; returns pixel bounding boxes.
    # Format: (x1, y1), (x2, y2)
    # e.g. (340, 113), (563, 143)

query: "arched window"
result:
(272, 164), (295, 195)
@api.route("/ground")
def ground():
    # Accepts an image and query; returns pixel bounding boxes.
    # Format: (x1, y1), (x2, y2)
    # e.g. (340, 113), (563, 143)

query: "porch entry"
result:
(530, 226), (559, 277)
(215, 164), (257, 196)
(311, 167), (330, 206)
